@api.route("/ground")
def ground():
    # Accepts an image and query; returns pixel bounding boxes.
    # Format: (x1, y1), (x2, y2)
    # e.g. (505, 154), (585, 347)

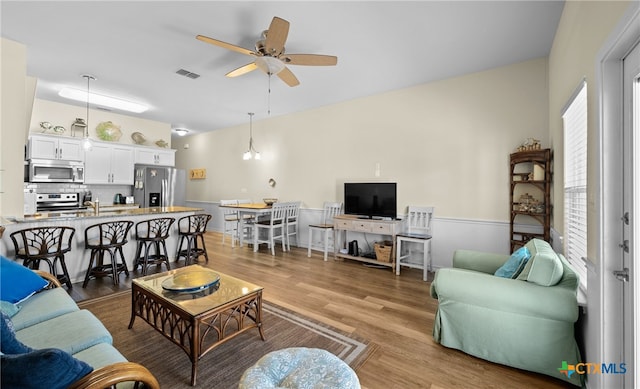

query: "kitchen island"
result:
(0, 206), (204, 285)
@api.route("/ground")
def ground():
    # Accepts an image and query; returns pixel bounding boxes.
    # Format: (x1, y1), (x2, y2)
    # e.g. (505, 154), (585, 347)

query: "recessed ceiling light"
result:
(58, 87), (149, 113)
(174, 128), (189, 136)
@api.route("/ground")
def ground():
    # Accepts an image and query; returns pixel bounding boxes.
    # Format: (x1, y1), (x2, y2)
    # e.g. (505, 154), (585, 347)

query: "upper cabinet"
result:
(84, 141), (134, 185)
(134, 147), (175, 166)
(27, 134), (83, 162)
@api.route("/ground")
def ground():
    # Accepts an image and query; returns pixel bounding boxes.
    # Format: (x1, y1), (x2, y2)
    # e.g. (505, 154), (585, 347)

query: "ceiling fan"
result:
(196, 16), (337, 87)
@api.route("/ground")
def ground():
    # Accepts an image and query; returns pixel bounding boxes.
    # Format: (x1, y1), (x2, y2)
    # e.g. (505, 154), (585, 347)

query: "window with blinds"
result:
(562, 82), (588, 289)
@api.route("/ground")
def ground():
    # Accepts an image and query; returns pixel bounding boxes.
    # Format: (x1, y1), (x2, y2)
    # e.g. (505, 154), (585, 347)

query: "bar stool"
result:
(133, 217), (175, 275)
(82, 221), (133, 287)
(10, 226), (75, 288)
(176, 214), (212, 266)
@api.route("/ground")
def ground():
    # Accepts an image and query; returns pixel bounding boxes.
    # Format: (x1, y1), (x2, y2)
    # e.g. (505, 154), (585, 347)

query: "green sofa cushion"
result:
(517, 239), (564, 286)
(10, 288), (79, 331)
(494, 246), (531, 278)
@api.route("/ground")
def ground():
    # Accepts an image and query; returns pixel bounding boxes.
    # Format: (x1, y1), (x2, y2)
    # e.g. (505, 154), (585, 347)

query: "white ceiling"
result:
(1, 1), (564, 136)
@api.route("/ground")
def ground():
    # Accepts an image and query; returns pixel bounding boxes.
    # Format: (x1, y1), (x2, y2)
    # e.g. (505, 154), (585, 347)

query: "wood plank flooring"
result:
(69, 231), (573, 389)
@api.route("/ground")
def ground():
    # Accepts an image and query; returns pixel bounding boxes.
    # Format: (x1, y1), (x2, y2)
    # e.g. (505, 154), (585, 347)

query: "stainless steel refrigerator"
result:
(133, 165), (186, 208)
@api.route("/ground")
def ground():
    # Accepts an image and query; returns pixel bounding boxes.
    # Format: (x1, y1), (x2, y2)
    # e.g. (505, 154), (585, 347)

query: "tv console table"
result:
(333, 215), (402, 268)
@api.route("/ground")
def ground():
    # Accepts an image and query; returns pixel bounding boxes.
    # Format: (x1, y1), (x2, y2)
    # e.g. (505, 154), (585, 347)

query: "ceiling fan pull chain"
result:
(268, 73), (272, 116)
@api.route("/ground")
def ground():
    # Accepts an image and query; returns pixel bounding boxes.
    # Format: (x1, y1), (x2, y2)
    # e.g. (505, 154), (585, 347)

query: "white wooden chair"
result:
(307, 202), (343, 261)
(284, 201), (301, 251)
(220, 199), (240, 247)
(254, 202), (287, 255)
(395, 206), (434, 281)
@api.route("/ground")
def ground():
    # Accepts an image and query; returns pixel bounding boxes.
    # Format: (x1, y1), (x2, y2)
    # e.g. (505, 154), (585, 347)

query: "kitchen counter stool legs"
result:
(133, 218), (175, 275)
(10, 226), (76, 288)
(83, 221), (134, 287)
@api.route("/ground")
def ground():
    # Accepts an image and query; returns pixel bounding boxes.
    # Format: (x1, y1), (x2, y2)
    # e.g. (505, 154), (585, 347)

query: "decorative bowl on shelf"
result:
(96, 121), (122, 141)
(263, 198), (277, 206)
(131, 132), (146, 145)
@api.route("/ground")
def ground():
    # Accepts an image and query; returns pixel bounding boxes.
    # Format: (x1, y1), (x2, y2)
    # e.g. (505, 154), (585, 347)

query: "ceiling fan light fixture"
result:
(255, 56), (285, 75)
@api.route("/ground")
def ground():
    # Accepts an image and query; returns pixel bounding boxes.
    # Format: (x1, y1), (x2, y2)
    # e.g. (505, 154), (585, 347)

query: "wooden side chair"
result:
(10, 226), (76, 289)
(308, 202), (343, 261)
(395, 206), (434, 281)
(254, 202), (287, 256)
(284, 201), (301, 251)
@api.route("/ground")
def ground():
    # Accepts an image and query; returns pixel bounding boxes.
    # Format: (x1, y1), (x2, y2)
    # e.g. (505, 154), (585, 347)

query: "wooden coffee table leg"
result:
(191, 320), (199, 386)
(257, 293), (265, 340)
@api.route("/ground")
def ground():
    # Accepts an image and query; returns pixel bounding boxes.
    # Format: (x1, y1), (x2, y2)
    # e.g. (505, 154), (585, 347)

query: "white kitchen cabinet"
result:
(27, 134), (84, 161)
(134, 147), (175, 166)
(84, 142), (134, 184)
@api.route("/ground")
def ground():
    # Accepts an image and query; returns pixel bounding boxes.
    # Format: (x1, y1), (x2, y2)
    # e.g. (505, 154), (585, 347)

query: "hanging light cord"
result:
(82, 74), (96, 138)
(267, 73), (272, 116)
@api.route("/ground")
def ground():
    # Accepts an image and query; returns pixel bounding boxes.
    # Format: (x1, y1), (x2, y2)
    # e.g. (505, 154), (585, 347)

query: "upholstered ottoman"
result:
(239, 347), (361, 389)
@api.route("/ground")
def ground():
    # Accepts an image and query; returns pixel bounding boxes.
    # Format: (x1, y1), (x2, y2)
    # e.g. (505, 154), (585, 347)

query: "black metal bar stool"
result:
(83, 220), (134, 288)
(175, 214), (212, 266)
(10, 226), (75, 288)
(133, 217), (175, 275)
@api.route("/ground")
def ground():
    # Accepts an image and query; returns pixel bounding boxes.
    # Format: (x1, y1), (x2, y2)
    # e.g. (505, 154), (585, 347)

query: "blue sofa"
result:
(1, 265), (158, 389)
(430, 239), (583, 387)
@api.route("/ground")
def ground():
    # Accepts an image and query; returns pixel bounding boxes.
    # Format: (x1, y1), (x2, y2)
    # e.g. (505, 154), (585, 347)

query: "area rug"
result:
(78, 291), (376, 388)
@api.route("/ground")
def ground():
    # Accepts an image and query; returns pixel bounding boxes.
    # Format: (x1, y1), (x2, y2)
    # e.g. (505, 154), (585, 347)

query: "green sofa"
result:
(430, 239), (583, 387)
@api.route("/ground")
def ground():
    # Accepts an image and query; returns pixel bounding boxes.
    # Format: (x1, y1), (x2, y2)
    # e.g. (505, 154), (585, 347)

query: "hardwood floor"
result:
(70, 231), (573, 389)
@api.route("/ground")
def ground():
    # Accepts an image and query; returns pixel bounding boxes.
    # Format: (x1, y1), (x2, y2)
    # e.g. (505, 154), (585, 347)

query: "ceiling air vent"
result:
(176, 69), (200, 79)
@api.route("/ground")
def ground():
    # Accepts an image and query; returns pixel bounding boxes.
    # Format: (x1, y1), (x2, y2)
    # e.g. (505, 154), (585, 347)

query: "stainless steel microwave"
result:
(28, 159), (84, 183)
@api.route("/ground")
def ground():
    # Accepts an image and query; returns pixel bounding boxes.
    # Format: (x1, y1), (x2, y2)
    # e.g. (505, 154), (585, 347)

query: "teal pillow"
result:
(0, 256), (48, 304)
(494, 246), (531, 278)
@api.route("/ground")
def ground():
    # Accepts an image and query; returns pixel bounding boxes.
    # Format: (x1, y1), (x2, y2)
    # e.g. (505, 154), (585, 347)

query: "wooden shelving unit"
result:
(510, 149), (552, 252)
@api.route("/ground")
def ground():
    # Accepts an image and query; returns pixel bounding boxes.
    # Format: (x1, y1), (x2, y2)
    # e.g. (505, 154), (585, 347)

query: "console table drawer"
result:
(336, 220), (352, 229)
(352, 221), (372, 232)
(371, 223), (393, 234)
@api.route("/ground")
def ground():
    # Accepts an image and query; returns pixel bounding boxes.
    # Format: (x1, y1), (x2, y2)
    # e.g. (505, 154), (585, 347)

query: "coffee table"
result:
(128, 265), (265, 385)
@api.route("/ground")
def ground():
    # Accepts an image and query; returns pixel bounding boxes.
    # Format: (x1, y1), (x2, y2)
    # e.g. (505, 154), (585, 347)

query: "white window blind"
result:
(562, 82), (588, 289)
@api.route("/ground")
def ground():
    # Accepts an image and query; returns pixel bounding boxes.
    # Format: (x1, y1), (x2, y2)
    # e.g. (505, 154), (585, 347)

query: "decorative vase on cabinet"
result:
(510, 148), (552, 252)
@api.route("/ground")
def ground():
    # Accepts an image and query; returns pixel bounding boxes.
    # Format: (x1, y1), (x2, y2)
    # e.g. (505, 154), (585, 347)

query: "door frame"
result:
(596, 3), (640, 389)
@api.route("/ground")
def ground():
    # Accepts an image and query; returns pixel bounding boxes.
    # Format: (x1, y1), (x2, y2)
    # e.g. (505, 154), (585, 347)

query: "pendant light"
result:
(243, 112), (260, 160)
(81, 74), (95, 151)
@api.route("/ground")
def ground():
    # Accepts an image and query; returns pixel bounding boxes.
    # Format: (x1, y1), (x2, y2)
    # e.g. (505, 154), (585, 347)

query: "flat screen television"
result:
(344, 182), (397, 219)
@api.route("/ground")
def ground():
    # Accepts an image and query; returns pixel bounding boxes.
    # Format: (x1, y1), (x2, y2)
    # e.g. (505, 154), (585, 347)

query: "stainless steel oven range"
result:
(36, 193), (86, 213)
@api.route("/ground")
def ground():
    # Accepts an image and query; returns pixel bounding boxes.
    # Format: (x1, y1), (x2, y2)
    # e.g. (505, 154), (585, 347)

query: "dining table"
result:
(218, 202), (273, 247)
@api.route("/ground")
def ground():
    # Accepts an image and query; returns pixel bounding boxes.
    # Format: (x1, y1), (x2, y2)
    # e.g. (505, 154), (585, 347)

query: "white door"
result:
(84, 143), (111, 184)
(623, 41), (639, 389)
(110, 146), (134, 185)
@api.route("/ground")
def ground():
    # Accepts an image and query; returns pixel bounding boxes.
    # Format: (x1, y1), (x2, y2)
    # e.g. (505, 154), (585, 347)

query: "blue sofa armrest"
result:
(430, 268), (579, 323)
(452, 250), (510, 274)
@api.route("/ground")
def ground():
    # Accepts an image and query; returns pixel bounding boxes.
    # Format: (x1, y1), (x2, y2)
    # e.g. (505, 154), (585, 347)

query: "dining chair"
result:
(308, 202), (343, 261)
(253, 202), (287, 255)
(284, 201), (301, 251)
(395, 206), (434, 281)
(221, 199), (240, 247)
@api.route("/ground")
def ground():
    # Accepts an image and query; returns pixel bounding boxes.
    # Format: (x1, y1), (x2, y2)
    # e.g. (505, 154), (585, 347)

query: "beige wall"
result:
(548, 0), (631, 259)
(174, 57), (549, 221)
(30, 99), (172, 146)
(0, 38), (29, 217)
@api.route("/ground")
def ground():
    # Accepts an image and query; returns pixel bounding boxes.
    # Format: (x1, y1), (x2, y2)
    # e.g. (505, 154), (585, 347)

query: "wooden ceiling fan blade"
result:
(265, 17), (289, 56)
(277, 67), (300, 87)
(282, 54), (338, 66)
(196, 35), (256, 56)
(226, 62), (258, 78)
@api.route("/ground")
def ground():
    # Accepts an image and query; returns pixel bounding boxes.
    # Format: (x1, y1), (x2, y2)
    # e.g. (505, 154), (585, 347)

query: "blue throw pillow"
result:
(0, 311), (93, 389)
(495, 246), (531, 278)
(0, 256), (48, 304)
(1, 348), (94, 389)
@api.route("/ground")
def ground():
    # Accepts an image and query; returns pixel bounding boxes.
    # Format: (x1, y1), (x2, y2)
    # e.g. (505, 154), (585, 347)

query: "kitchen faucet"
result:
(84, 199), (100, 214)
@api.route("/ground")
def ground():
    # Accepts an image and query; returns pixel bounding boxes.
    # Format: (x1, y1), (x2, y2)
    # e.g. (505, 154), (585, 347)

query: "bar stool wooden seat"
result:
(133, 217), (175, 275)
(83, 221), (133, 287)
(10, 226), (75, 288)
(176, 214), (212, 266)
